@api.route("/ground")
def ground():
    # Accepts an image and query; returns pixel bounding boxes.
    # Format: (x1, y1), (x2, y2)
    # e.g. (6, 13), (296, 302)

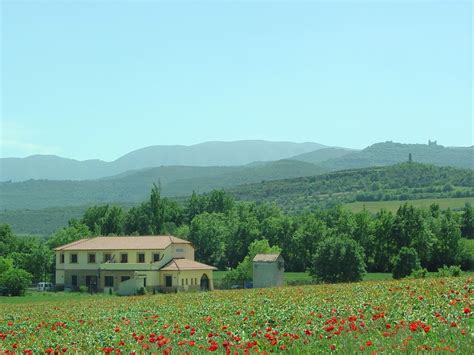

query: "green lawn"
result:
(344, 197), (474, 214)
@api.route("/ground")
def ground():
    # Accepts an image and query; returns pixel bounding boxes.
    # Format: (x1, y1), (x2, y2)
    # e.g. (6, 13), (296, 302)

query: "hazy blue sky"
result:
(1, 0), (472, 161)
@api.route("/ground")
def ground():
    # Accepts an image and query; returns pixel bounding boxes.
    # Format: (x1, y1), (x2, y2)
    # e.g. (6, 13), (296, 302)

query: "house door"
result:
(165, 276), (172, 287)
(86, 276), (97, 293)
(200, 274), (209, 291)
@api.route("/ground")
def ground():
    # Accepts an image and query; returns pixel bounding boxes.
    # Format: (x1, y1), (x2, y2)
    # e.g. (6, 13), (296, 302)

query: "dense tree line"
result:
(1, 186), (473, 294)
(52, 186), (474, 274)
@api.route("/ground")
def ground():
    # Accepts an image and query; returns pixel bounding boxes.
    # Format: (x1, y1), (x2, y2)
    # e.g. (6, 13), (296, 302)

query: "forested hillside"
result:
(290, 147), (355, 164)
(230, 163), (474, 212)
(0, 160), (325, 210)
(1, 162), (472, 236)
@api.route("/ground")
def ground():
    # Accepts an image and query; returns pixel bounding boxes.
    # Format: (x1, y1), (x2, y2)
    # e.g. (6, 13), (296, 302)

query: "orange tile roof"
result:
(160, 258), (217, 271)
(54, 236), (190, 251)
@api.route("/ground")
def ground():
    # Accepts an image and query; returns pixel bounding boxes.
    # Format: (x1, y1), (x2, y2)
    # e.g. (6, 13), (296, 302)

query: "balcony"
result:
(100, 256), (173, 271)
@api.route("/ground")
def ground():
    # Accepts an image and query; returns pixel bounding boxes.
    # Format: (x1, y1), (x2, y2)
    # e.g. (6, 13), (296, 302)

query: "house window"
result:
(88, 253), (96, 263)
(143, 278), (146, 287)
(186, 278), (188, 285)
(153, 253), (160, 262)
(104, 276), (114, 287)
(60, 253), (65, 264)
(181, 279), (184, 286)
(120, 253), (128, 263)
(121, 276), (130, 282)
(70, 253), (78, 263)
(71, 275), (78, 286)
(176, 248), (184, 253)
(104, 253), (112, 263)
(165, 275), (172, 287)
(137, 253), (145, 263)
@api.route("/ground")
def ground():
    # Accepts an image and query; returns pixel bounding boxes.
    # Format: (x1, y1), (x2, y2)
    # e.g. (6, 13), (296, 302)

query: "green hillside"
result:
(0, 160), (325, 210)
(229, 162), (474, 212)
(320, 141), (473, 171)
(290, 147), (355, 164)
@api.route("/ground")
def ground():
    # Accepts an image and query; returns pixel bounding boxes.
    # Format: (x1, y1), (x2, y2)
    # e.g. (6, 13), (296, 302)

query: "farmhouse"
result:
(252, 254), (284, 288)
(54, 235), (216, 293)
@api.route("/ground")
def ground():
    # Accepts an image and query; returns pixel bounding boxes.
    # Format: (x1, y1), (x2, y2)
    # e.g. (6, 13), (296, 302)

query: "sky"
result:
(1, 0), (472, 161)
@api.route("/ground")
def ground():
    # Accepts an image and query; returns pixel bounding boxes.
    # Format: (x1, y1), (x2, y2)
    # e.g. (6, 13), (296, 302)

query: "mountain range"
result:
(0, 140), (327, 182)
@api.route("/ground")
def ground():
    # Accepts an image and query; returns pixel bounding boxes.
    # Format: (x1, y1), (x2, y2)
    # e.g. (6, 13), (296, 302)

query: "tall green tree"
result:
(310, 236), (366, 283)
(0, 224), (16, 256)
(188, 212), (230, 269)
(461, 203), (474, 239)
(373, 209), (395, 272)
(431, 209), (461, 269)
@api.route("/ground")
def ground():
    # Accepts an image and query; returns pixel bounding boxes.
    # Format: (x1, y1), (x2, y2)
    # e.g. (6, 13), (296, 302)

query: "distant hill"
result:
(0, 140), (326, 182)
(0, 159), (326, 210)
(319, 141), (474, 171)
(229, 162), (474, 212)
(290, 147), (356, 164)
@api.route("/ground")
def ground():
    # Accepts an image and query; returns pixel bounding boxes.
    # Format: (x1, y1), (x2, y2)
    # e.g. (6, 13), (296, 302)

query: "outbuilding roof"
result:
(54, 236), (190, 251)
(160, 258), (217, 271)
(253, 254), (282, 262)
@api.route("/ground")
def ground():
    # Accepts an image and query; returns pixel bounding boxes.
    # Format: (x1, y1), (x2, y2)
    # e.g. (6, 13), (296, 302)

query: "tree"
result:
(150, 183), (165, 234)
(431, 209), (461, 269)
(81, 205), (110, 235)
(188, 212), (230, 269)
(102, 206), (125, 235)
(392, 247), (420, 279)
(392, 204), (433, 267)
(373, 209), (395, 272)
(0, 224), (16, 256)
(0, 268), (32, 296)
(225, 204), (261, 268)
(0, 257), (13, 274)
(310, 237), (366, 283)
(123, 202), (153, 235)
(461, 203), (474, 239)
(353, 210), (376, 268)
(47, 222), (90, 249)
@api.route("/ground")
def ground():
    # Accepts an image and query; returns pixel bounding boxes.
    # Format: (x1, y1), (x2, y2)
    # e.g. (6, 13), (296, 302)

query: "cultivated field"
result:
(344, 197), (474, 214)
(0, 277), (472, 353)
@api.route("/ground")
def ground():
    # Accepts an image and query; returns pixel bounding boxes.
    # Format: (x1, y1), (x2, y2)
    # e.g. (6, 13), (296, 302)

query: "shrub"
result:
(437, 265), (462, 277)
(79, 286), (88, 293)
(0, 268), (33, 296)
(410, 268), (427, 279)
(392, 247), (420, 279)
(137, 287), (146, 295)
(310, 236), (366, 283)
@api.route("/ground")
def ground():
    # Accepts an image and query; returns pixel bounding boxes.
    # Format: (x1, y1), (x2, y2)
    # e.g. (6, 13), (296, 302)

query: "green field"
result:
(344, 197), (474, 214)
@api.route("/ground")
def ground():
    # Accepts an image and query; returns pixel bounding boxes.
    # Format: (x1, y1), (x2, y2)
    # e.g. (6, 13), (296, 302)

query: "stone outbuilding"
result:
(252, 254), (284, 288)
